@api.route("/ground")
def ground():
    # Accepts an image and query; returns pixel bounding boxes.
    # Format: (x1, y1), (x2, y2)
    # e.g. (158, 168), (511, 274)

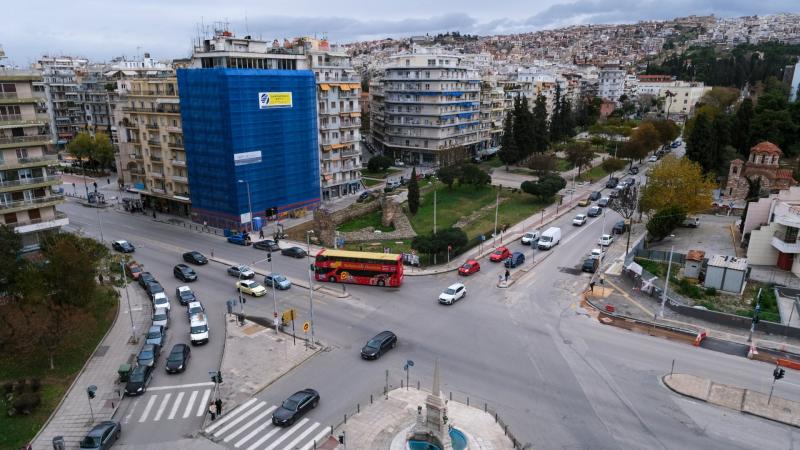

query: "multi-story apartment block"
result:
(35, 56), (88, 149)
(370, 46), (482, 166)
(637, 78), (711, 118)
(81, 66), (115, 137)
(477, 79), (508, 156)
(0, 65), (67, 250)
(188, 27), (308, 71)
(598, 65), (625, 103)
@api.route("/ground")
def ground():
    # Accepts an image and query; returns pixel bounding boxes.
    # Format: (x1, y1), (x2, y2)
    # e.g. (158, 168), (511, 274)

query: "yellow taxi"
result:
(235, 279), (267, 297)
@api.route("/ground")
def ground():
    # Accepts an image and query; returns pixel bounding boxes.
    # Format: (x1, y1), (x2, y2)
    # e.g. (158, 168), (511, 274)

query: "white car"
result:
(438, 283), (466, 305)
(648, 155), (658, 162)
(521, 231), (540, 245)
(153, 307), (169, 329)
(153, 292), (170, 311)
(572, 214), (587, 226)
(590, 248), (606, 260)
(598, 234), (614, 247)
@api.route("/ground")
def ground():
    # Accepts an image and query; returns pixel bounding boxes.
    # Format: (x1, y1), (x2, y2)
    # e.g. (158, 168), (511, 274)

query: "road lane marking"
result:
(183, 390), (198, 418)
(283, 422), (320, 449)
(123, 398), (139, 424)
(223, 406), (276, 442)
(205, 397), (258, 432)
(147, 382), (215, 391)
(234, 421), (273, 448)
(139, 395), (158, 423)
(153, 393), (172, 421)
(264, 418), (308, 450)
(168, 391), (184, 420)
(213, 401), (267, 436)
(244, 425), (281, 450)
(196, 389), (212, 417)
(301, 428), (332, 450)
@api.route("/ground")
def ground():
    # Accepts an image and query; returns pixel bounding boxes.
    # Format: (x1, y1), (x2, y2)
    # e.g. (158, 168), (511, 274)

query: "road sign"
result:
(303, 321), (310, 333)
(406, 360), (414, 367)
(282, 309), (295, 322)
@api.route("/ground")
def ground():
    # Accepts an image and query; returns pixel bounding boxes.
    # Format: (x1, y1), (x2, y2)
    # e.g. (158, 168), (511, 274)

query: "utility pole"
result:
(306, 231), (316, 348)
(493, 191), (499, 246)
(433, 187), (437, 234)
(748, 288), (762, 343)
(120, 261), (136, 343)
(659, 246), (674, 318)
(269, 252), (278, 333)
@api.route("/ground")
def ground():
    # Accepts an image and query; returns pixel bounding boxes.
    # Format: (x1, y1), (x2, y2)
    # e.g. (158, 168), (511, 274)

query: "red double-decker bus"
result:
(314, 249), (404, 287)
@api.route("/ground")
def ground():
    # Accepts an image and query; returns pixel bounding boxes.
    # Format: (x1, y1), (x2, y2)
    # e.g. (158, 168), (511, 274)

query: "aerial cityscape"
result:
(2, 3), (800, 449)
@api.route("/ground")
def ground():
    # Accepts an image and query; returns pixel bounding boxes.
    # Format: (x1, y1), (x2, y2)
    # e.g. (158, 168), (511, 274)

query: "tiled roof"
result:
(750, 141), (782, 155)
(686, 250), (706, 262)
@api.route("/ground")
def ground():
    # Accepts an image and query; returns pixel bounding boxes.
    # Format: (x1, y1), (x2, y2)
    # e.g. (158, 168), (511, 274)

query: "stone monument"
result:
(407, 359), (452, 449)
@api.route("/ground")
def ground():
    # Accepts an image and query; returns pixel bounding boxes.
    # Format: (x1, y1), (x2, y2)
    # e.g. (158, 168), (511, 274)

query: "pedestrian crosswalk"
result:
(204, 398), (329, 450)
(122, 386), (212, 424)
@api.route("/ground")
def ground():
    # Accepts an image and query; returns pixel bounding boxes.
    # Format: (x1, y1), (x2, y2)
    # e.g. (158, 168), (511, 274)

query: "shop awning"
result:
(320, 84), (330, 91)
(322, 145), (332, 152)
(339, 84), (351, 91)
(349, 83), (360, 89)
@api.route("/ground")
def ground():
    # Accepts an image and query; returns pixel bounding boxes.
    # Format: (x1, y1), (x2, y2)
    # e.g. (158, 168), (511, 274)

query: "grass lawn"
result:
(575, 165), (609, 183)
(362, 178), (382, 187)
(480, 155), (504, 169)
(0, 288), (118, 449)
(343, 239), (413, 255)
(361, 168), (401, 179)
(555, 158), (573, 172)
(337, 209), (394, 232)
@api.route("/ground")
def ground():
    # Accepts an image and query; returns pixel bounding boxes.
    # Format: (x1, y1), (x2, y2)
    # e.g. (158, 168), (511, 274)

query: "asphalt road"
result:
(58, 143), (800, 449)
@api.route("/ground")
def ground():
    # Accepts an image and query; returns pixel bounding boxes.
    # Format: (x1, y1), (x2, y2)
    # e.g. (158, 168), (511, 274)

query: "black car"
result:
(356, 191), (370, 202)
(112, 240), (135, 253)
(361, 331), (397, 360)
(165, 343), (191, 373)
(253, 240), (281, 252)
(173, 264), (198, 282)
(137, 343), (161, 368)
(79, 420), (121, 449)
(605, 177), (619, 189)
(145, 281), (164, 297)
(138, 272), (156, 289)
(582, 258), (599, 273)
(589, 191), (601, 201)
(182, 251), (208, 265)
(272, 389), (320, 426)
(612, 220), (628, 234)
(124, 365), (153, 396)
(175, 286), (196, 306)
(587, 206), (602, 217)
(281, 247), (307, 258)
(628, 166), (639, 175)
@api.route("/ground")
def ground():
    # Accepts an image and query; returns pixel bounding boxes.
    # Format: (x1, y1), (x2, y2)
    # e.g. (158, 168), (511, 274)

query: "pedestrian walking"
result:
(498, 273), (503, 284)
(208, 402), (216, 421)
(210, 248), (214, 258)
(504, 269), (510, 282)
(215, 398), (222, 416)
(99, 273), (104, 285)
(259, 228), (264, 239)
(107, 178), (110, 184)
(589, 281), (595, 293)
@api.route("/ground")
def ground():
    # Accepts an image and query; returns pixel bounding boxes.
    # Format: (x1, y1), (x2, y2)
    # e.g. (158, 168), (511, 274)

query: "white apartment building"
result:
(598, 65), (625, 103)
(34, 56), (89, 149)
(637, 78), (711, 118)
(744, 186), (800, 275)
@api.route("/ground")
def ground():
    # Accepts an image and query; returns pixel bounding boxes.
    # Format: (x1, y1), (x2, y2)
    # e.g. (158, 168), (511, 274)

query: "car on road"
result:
(361, 331), (397, 360)
(521, 231), (539, 245)
(227, 233), (252, 246)
(394, 159), (405, 167)
(622, 178), (636, 187)
(145, 281), (164, 297)
(489, 246), (511, 262)
(272, 389), (320, 426)
(138, 272), (155, 289)
(152, 307), (169, 329)
(175, 286), (196, 306)
(165, 343), (191, 373)
(136, 343), (160, 368)
(78, 420), (121, 450)
(598, 234), (614, 247)
(587, 206), (602, 217)
(173, 264), (197, 282)
(572, 214), (587, 226)
(590, 248), (606, 260)
(264, 273), (291, 290)
(356, 191), (371, 203)
(581, 258), (599, 273)
(597, 197), (610, 208)
(145, 325), (166, 347)
(609, 188), (620, 198)
(152, 292), (170, 311)
(112, 240), (135, 253)
(578, 197), (591, 207)
(628, 166), (639, 175)
(253, 239), (281, 252)
(187, 301), (204, 320)
(504, 251), (525, 268)
(190, 313), (209, 345)
(682, 217), (700, 228)
(589, 191), (602, 201)
(124, 365), (153, 396)
(605, 177), (619, 189)
(236, 279), (267, 296)
(612, 220), (629, 234)
(182, 251), (208, 265)
(648, 155), (658, 162)
(281, 246), (307, 258)
(125, 262), (143, 280)
(458, 259), (480, 276)
(438, 283), (466, 304)
(227, 264), (255, 279)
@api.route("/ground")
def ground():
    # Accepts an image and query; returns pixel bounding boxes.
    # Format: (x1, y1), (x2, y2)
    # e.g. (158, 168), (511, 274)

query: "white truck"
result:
(189, 313), (209, 345)
(537, 227), (562, 250)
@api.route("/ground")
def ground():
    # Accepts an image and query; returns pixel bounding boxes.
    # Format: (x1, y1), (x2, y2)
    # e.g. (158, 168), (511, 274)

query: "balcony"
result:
(129, 153), (143, 161)
(0, 174), (61, 192)
(0, 134), (52, 149)
(171, 175), (188, 183)
(171, 159), (186, 167)
(0, 193), (65, 214)
(147, 139), (162, 147)
(146, 123), (159, 129)
(341, 148), (360, 158)
(772, 229), (800, 254)
(168, 141), (184, 149)
(12, 212), (69, 234)
(1, 154), (58, 169)
(773, 202), (800, 228)
(122, 106), (180, 115)
(150, 172), (164, 179)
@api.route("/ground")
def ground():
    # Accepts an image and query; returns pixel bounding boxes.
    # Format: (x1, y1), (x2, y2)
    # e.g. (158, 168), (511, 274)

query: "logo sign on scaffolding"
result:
(258, 92), (293, 109)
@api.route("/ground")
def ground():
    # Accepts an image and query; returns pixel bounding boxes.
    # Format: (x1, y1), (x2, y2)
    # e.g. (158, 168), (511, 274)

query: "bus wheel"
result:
(329, 276), (337, 283)
(377, 280), (385, 287)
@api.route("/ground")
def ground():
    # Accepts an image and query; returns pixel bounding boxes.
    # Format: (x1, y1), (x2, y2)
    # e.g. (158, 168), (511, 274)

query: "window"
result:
(0, 83), (17, 94)
(28, 208), (40, 221)
(18, 168), (32, 180)
(22, 190), (34, 202)
(15, 149), (28, 160)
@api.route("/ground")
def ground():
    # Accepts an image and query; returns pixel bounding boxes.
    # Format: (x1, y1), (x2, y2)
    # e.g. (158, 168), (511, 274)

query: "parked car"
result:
(145, 281), (164, 297)
(227, 264), (255, 279)
(272, 389), (320, 426)
(682, 217), (700, 228)
(112, 240), (135, 253)
(598, 234), (614, 247)
(175, 286), (196, 306)
(521, 231), (540, 245)
(138, 272), (155, 289)
(537, 227), (562, 250)
(612, 220), (629, 234)
(145, 325), (166, 346)
(124, 365), (153, 396)
(173, 264), (197, 282)
(254, 240), (281, 252)
(394, 159), (405, 167)
(489, 246), (511, 262)
(227, 233), (252, 246)
(125, 262), (143, 280)
(504, 251), (525, 268)
(628, 166), (639, 175)
(590, 248), (606, 260)
(609, 188), (620, 199)
(281, 247), (307, 258)
(165, 343), (191, 373)
(236, 279), (267, 296)
(623, 178), (636, 187)
(136, 343), (160, 368)
(186, 301), (204, 320)
(597, 197), (610, 208)
(578, 197), (591, 207)
(264, 273), (291, 290)
(182, 251), (208, 265)
(581, 258), (599, 273)
(605, 177), (619, 189)
(190, 313), (210, 345)
(438, 283), (466, 304)
(356, 191), (370, 203)
(152, 307), (169, 329)
(152, 292), (170, 311)
(458, 259), (480, 276)
(360, 331), (397, 360)
(589, 191), (602, 201)
(78, 421), (121, 449)
(587, 206), (602, 217)
(648, 155), (658, 162)
(572, 214), (587, 226)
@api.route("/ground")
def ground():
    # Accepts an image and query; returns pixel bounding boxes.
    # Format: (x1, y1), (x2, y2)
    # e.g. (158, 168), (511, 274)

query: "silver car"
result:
(153, 307), (169, 329)
(264, 273), (291, 290)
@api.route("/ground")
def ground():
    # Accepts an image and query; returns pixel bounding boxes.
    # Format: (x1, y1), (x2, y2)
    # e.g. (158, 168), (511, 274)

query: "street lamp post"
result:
(659, 246), (675, 318)
(238, 179), (253, 233)
(120, 261), (137, 343)
(250, 255), (279, 334)
(306, 230), (316, 348)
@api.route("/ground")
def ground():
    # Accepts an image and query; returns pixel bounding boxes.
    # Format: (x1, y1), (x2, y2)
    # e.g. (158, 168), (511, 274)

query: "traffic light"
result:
(774, 367), (785, 380)
(338, 434), (345, 444)
(217, 372), (223, 384)
(267, 251), (272, 262)
(87, 390), (95, 399)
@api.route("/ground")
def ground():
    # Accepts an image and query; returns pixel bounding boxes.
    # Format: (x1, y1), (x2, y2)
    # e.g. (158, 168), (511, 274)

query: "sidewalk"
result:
(31, 284), (152, 450)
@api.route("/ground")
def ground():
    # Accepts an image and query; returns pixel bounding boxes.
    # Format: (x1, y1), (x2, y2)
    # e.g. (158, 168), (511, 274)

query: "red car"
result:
(489, 247), (511, 262)
(458, 259), (481, 276)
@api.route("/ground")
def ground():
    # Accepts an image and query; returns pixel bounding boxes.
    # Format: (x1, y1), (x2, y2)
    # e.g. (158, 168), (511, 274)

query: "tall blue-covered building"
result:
(177, 68), (320, 229)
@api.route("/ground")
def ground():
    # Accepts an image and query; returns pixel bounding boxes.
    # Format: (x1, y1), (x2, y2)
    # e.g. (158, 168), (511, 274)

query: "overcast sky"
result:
(1, 0), (797, 65)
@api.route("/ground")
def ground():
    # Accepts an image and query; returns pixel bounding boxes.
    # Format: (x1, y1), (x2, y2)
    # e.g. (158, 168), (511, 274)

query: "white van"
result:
(537, 227), (562, 250)
(521, 230), (540, 245)
(189, 313), (209, 345)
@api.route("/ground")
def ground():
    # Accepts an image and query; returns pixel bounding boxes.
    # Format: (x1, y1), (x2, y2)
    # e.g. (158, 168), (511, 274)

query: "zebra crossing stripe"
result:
(223, 406), (276, 443)
(152, 393), (172, 421)
(233, 421), (272, 448)
(167, 392), (184, 420)
(264, 418), (309, 450)
(244, 425), (281, 450)
(205, 397), (258, 433)
(213, 401), (267, 436)
(300, 428), (333, 450)
(138, 395), (158, 423)
(183, 390), (198, 419)
(196, 389), (211, 417)
(284, 422), (320, 450)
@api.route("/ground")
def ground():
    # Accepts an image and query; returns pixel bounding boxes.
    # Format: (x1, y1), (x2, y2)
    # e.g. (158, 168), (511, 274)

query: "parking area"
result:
(647, 213), (738, 256)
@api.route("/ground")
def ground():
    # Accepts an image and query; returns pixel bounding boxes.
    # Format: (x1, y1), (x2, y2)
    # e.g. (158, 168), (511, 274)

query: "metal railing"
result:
(0, 174), (60, 188)
(171, 159), (186, 166)
(168, 142), (184, 149)
(171, 175), (188, 183)
(10, 211), (68, 227)
(0, 193), (65, 210)
(0, 134), (51, 145)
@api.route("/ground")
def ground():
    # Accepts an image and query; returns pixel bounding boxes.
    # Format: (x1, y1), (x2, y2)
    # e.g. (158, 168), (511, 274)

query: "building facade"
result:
(725, 141), (797, 200)
(0, 67), (67, 250)
(598, 65), (625, 103)
(35, 56), (88, 149)
(177, 68), (320, 229)
(744, 186), (800, 274)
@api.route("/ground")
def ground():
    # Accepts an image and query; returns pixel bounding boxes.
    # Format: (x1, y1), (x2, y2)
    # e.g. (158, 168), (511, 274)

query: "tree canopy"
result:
(640, 156), (715, 214)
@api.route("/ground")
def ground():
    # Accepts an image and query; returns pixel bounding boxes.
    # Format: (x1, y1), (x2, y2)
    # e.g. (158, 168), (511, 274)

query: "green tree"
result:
(436, 165), (460, 188)
(563, 141), (593, 177)
(497, 111), (518, 168)
(527, 153), (557, 175)
(407, 166), (420, 215)
(601, 157), (627, 173)
(648, 119), (680, 146)
(521, 173), (566, 201)
(0, 225), (22, 296)
(685, 112), (717, 173)
(67, 132), (94, 196)
(550, 84), (563, 141)
(733, 98), (754, 156)
(646, 205), (686, 241)
(532, 94), (549, 153)
(514, 96), (536, 160)
(93, 132), (115, 170)
(459, 164), (490, 186)
(699, 87), (740, 111)
(367, 155), (393, 173)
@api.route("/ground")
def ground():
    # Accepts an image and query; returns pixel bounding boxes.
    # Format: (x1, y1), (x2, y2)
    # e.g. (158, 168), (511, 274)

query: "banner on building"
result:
(258, 92), (293, 109)
(233, 150), (262, 166)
